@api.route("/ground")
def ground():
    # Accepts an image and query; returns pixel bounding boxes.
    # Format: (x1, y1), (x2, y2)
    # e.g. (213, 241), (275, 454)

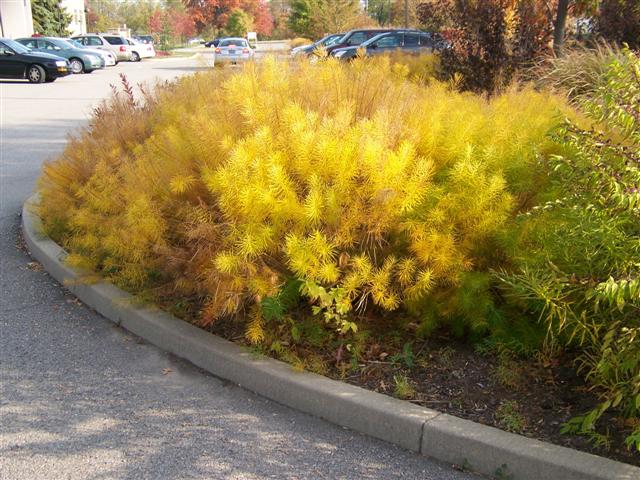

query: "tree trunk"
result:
(553, 0), (570, 56)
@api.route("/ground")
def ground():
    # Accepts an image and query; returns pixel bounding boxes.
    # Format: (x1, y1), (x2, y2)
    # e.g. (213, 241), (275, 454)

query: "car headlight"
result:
(334, 50), (346, 58)
(55, 60), (67, 67)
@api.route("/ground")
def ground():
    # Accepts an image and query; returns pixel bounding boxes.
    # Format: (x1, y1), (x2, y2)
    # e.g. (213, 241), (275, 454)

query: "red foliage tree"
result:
(149, 9), (164, 34)
(250, 0), (273, 36)
(171, 9), (196, 39)
(184, 0), (273, 36)
(184, 0), (239, 32)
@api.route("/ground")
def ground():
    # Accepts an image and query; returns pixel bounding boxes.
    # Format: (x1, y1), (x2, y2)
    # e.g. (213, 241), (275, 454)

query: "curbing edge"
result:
(22, 196), (640, 480)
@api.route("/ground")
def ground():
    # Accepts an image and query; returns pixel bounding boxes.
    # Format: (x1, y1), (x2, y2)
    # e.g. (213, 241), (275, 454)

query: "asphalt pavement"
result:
(0, 57), (478, 480)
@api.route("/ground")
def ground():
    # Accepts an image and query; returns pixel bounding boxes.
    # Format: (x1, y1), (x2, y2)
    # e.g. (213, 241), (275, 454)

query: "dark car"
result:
(325, 29), (395, 55)
(290, 33), (344, 57)
(332, 30), (445, 60)
(204, 38), (220, 48)
(0, 38), (70, 83)
(16, 36), (104, 74)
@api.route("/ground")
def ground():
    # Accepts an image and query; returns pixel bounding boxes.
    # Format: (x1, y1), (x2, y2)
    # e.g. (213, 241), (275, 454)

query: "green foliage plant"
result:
(495, 400), (526, 434)
(498, 47), (640, 451)
(32, 0), (73, 36)
(393, 374), (416, 399)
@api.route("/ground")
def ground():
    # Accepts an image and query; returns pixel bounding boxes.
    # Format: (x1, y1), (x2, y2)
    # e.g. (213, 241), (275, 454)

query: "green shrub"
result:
(498, 47), (640, 451)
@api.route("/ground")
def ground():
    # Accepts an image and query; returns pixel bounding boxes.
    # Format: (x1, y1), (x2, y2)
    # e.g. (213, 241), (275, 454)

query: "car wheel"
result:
(70, 58), (84, 74)
(27, 65), (46, 83)
(131, 51), (140, 62)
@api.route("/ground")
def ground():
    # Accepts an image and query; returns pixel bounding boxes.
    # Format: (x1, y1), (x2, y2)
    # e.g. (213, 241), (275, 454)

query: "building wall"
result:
(60, 0), (86, 36)
(0, 0), (34, 39)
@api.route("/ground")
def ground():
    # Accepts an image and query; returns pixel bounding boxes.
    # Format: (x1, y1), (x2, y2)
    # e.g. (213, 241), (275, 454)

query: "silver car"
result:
(215, 37), (254, 64)
(66, 38), (116, 66)
(71, 34), (132, 63)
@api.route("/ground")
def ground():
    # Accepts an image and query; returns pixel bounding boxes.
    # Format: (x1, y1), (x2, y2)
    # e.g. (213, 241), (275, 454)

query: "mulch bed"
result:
(206, 315), (639, 467)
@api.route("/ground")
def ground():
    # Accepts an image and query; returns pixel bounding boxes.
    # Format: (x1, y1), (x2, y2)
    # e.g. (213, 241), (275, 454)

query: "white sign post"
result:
(247, 32), (258, 49)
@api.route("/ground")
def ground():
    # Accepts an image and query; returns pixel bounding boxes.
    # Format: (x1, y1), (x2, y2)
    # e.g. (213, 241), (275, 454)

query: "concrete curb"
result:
(22, 196), (640, 480)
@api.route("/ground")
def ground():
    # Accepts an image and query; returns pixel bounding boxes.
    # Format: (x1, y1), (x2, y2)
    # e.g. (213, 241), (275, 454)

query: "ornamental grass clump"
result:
(38, 56), (565, 338)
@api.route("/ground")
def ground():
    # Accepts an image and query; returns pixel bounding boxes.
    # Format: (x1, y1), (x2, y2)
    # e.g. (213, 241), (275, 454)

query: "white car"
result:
(66, 38), (117, 66)
(126, 38), (156, 60)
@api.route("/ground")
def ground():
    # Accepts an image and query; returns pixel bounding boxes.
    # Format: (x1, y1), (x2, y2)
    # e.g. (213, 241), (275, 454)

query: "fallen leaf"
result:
(162, 368), (172, 375)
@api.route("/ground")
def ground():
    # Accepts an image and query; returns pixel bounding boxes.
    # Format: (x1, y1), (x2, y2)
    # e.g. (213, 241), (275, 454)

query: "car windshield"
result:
(325, 34), (343, 46)
(219, 39), (246, 47)
(2, 39), (30, 54)
(334, 33), (349, 44)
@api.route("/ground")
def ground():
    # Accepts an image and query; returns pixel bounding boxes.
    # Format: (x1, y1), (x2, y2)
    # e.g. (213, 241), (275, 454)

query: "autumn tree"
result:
(270, 0), (293, 38)
(183, 0), (273, 37)
(417, 0), (555, 92)
(308, 0), (362, 38)
(117, 0), (158, 34)
(85, 0), (119, 32)
(239, 0), (273, 36)
(184, 0), (236, 32)
(171, 9), (197, 40)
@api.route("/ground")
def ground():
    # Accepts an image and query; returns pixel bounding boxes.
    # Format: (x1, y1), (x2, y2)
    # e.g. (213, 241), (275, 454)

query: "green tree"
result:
(367, 0), (392, 25)
(118, 0), (158, 34)
(225, 9), (253, 36)
(86, 0), (119, 32)
(288, 0), (312, 36)
(31, 0), (72, 36)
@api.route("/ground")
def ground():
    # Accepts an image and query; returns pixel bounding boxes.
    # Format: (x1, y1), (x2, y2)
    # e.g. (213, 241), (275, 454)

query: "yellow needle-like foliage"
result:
(38, 56), (566, 329)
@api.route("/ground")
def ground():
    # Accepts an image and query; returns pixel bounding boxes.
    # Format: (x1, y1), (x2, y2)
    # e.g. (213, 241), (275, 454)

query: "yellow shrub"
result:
(38, 56), (566, 329)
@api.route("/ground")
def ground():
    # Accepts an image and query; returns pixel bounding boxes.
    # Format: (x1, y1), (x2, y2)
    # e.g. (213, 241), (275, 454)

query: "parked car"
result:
(204, 38), (220, 48)
(16, 37), (104, 74)
(0, 38), (70, 83)
(290, 33), (344, 57)
(325, 29), (395, 55)
(65, 38), (117, 66)
(125, 37), (156, 60)
(332, 30), (444, 60)
(134, 35), (154, 44)
(71, 34), (132, 63)
(214, 38), (254, 64)
(188, 37), (205, 45)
